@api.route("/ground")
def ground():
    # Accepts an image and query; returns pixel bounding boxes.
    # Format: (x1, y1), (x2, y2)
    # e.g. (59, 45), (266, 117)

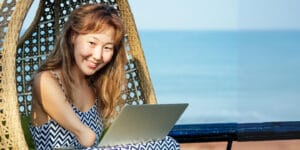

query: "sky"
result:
(21, 0), (300, 31)
(128, 0), (300, 30)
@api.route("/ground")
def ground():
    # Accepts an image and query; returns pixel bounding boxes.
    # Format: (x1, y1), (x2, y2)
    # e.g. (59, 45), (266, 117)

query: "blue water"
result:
(139, 30), (300, 124)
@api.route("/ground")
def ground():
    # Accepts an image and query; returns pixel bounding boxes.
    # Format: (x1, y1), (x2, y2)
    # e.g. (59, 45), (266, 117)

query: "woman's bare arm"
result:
(32, 71), (96, 147)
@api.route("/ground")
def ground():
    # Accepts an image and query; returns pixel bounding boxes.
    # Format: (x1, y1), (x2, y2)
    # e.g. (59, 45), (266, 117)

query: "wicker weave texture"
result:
(1, 0), (33, 149)
(1, 0), (156, 149)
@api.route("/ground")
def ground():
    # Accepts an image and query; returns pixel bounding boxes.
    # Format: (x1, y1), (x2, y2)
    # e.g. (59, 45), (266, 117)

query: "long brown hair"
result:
(37, 4), (127, 125)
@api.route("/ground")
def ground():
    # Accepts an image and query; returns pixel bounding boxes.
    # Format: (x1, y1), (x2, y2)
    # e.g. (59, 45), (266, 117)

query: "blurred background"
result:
(128, 0), (300, 124)
(22, 0), (300, 124)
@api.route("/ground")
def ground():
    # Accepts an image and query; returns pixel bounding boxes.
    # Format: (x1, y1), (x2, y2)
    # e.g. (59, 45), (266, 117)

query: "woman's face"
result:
(72, 27), (115, 76)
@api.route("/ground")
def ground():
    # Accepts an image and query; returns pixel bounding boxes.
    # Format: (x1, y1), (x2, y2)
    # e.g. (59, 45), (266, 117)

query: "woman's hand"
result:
(77, 125), (96, 147)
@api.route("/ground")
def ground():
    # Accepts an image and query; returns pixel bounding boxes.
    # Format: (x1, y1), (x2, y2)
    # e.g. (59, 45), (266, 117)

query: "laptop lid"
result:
(98, 103), (188, 147)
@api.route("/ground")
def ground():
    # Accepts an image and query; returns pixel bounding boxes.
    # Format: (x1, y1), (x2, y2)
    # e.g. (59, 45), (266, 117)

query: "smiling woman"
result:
(71, 31), (115, 76)
(0, 0), (161, 149)
(29, 4), (128, 148)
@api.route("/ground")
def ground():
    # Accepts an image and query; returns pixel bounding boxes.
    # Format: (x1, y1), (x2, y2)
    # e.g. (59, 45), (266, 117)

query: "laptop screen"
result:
(98, 103), (188, 147)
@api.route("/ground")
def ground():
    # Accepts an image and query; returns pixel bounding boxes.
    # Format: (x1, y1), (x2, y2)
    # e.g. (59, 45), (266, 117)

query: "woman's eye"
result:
(88, 41), (96, 46)
(104, 46), (113, 51)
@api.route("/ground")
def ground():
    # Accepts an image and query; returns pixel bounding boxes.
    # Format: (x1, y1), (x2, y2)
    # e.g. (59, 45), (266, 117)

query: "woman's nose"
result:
(92, 47), (103, 61)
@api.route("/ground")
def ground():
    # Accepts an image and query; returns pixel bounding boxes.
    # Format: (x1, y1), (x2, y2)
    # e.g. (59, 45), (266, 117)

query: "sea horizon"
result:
(139, 30), (300, 124)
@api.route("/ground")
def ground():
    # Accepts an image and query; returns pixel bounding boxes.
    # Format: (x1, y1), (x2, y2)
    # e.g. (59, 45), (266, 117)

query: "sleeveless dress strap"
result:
(49, 70), (98, 105)
(50, 70), (69, 101)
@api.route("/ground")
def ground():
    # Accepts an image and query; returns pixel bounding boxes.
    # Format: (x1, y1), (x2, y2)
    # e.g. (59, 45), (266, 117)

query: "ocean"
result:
(139, 30), (300, 124)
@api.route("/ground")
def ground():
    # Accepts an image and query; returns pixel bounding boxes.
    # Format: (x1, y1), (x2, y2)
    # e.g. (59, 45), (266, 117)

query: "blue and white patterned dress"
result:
(30, 71), (180, 149)
(30, 103), (103, 149)
(30, 104), (179, 150)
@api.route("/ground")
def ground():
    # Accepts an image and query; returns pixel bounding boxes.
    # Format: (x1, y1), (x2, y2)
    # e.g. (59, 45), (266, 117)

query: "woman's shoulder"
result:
(32, 69), (68, 104)
(34, 70), (51, 78)
(32, 70), (62, 90)
(33, 69), (62, 81)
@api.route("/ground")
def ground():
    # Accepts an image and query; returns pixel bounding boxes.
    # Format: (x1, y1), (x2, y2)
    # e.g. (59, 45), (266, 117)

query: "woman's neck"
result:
(70, 65), (88, 86)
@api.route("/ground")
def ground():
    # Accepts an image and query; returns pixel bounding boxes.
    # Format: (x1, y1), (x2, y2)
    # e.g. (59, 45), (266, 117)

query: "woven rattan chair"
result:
(0, 0), (157, 149)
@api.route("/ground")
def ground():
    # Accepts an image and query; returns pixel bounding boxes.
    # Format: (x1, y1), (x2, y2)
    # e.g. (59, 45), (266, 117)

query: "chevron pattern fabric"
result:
(30, 104), (104, 150)
(31, 103), (180, 150)
(93, 136), (180, 150)
(57, 136), (180, 150)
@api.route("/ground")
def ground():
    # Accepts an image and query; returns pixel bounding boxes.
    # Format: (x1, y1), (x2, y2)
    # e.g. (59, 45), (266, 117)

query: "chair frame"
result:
(0, 0), (157, 149)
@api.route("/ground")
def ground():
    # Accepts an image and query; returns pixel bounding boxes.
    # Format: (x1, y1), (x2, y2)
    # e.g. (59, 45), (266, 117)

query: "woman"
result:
(30, 3), (179, 150)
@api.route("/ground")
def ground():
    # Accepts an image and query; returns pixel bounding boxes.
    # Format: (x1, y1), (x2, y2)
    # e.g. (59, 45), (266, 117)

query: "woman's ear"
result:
(70, 31), (77, 44)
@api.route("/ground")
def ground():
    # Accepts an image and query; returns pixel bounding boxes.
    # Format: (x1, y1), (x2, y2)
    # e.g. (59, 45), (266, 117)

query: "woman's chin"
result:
(82, 65), (103, 76)
(82, 68), (97, 76)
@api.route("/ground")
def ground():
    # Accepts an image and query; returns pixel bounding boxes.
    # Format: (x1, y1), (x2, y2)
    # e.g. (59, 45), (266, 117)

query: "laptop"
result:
(98, 103), (188, 147)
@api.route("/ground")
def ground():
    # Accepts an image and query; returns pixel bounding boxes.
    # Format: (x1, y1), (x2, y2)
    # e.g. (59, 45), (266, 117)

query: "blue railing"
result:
(169, 121), (300, 150)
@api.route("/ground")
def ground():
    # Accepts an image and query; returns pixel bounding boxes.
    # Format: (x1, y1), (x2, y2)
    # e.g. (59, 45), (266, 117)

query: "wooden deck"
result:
(181, 140), (300, 150)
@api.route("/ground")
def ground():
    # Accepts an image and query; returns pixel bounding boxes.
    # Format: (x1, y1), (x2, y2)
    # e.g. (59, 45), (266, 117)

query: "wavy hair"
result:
(37, 3), (126, 125)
